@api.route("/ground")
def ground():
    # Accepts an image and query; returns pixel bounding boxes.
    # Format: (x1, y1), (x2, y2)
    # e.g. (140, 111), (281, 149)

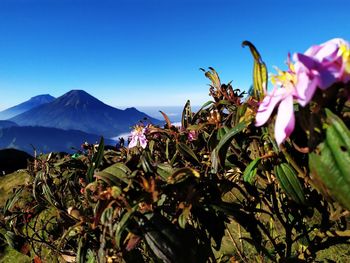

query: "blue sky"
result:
(1, 0), (350, 110)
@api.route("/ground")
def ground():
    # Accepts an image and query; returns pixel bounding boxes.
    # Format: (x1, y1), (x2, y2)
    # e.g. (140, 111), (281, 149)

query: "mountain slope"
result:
(0, 94), (55, 120)
(0, 120), (18, 129)
(11, 90), (161, 137)
(0, 126), (115, 154)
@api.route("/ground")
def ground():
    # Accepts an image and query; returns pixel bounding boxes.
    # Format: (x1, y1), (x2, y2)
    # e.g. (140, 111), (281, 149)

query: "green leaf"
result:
(242, 41), (267, 101)
(309, 142), (350, 207)
(142, 213), (197, 263)
(3, 188), (23, 215)
(216, 100), (232, 106)
(167, 167), (200, 184)
(4, 231), (16, 249)
(95, 163), (132, 185)
(42, 183), (59, 207)
(325, 109), (350, 183)
(201, 67), (221, 89)
(274, 163), (305, 205)
(217, 127), (227, 140)
(86, 137), (105, 182)
(181, 100), (192, 128)
(280, 163), (306, 205)
(176, 142), (200, 164)
(309, 109), (350, 209)
(178, 206), (191, 229)
(192, 100), (214, 123)
(95, 171), (122, 186)
(214, 121), (247, 168)
(156, 163), (175, 181)
(243, 157), (261, 184)
(325, 108), (350, 149)
(77, 236), (87, 263)
(326, 126), (350, 184)
(140, 152), (153, 173)
(86, 250), (97, 263)
(100, 207), (114, 225)
(115, 207), (137, 248)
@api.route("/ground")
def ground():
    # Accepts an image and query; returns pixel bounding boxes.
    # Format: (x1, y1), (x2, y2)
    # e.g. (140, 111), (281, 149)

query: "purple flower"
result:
(128, 125), (148, 149)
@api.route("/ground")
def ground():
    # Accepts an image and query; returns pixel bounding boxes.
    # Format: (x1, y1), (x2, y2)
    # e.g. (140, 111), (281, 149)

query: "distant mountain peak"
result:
(65, 89), (89, 96)
(56, 90), (105, 107)
(0, 94), (55, 120)
(30, 94), (55, 100)
(125, 107), (138, 111)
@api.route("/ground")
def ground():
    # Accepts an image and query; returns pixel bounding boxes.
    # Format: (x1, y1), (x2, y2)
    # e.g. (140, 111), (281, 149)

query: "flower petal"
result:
(274, 95), (295, 146)
(294, 52), (336, 96)
(255, 88), (286, 127)
(317, 66), (336, 89)
(305, 44), (322, 57)
(128, 137), (138, 148)
(294, 53), (318, 69)
(314, 42), (338, 62)
(138, 135), (147, 149)
(295, 70), (318, 106)
(305, 38), (344, 61)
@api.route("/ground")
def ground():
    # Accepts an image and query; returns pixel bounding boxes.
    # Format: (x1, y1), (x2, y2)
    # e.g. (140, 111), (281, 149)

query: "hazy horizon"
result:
(0, 90), (202, 113)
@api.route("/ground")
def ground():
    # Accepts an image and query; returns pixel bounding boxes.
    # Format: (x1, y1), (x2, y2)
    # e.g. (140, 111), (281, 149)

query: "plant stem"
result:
(226, 227), (247, 263)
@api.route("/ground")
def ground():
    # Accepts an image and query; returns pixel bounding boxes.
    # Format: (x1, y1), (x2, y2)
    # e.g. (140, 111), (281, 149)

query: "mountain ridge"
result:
(10, 90), (161, 138)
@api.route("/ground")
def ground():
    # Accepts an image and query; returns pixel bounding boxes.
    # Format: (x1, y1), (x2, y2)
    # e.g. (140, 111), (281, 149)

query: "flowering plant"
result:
(2, 39), (350, 263)
(128, 125), (148, 149)
(256, 38), (350, 146)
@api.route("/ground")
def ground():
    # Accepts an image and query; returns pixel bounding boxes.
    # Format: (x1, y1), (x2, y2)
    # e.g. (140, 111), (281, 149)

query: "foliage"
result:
(1, 40), (350, 263)
(0, 170), (31, 207)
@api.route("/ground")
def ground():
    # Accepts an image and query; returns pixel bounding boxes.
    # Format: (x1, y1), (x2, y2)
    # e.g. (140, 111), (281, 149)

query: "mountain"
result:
(0, 120), (18, 129)
(11, 90), (161, 138)
(0, 126), (115, 154)
(0, 94), (55, 120)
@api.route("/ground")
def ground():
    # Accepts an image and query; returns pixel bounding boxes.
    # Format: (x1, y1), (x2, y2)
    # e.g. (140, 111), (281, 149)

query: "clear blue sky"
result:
(1, 0), (350, 110)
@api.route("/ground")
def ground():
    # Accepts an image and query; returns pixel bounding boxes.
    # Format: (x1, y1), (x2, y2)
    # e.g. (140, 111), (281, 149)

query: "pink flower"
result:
(188, 130), (197, 141)
(256, 62), (301, 146)
(293, 38), (350, 104)
(128, 125), (148, 149)
(293, 53), (335, 106)
(256, 88), (296, 147)
(304, 38), (350, 82)
(256, 38), (350, 147)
